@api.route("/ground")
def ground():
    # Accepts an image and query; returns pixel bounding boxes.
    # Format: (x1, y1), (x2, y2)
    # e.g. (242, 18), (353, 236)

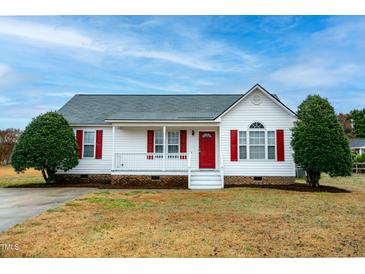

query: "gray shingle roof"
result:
(349, 138), (365, 148)
(58, 94), (242, 124)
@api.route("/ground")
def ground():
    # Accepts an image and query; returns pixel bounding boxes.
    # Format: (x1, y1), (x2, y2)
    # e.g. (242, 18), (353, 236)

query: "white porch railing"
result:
(114, 152), (190, 171)
(219, 149), (224, 188)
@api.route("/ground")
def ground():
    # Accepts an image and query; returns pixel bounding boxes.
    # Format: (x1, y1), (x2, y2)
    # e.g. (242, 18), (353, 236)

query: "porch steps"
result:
(189, 170), (223, 190)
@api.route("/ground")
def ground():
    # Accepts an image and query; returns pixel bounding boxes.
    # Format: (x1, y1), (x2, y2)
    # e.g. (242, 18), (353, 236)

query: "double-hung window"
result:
(238, 131), (247, 159)
(154, 131), (164, 154)
(83, 131), (95, 158)
(167, 132), (179, 157)
(248, 122), (265, 159)
(267, 131), (276, 160)
(249, 131), (265, 159)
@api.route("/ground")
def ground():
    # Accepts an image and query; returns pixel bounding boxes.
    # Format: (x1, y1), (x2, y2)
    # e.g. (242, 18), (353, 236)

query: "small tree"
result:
(0, 128), (21, 165)
(291, 95), (352, 187)
(11, 112), (78, 183)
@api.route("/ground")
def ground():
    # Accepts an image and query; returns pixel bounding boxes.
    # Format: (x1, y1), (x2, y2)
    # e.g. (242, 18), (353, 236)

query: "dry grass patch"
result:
(0, 165), (44, 187)
(0, 175), (364, 257)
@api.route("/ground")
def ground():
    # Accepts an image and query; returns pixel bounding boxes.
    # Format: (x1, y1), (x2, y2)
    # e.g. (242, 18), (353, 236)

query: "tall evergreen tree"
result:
(291, 95), (352, 187)
(11, 112), (78, 183)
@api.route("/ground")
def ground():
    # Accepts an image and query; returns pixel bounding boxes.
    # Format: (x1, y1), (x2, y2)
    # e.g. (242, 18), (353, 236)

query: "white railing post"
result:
(163, 126), (166, 171)
(112, 126), (115, 171)
(219, 150), (224, 188)
(188, 152), (192, 189)
(219, 127), (224, 188)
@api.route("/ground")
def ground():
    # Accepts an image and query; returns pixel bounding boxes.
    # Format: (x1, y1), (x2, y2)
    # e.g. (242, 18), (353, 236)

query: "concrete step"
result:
(190, 175), (221, 181)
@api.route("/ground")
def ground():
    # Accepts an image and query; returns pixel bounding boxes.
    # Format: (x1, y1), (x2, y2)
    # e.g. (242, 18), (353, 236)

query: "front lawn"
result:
(0, 174), (364, 257)
(0, 165), (45, 187)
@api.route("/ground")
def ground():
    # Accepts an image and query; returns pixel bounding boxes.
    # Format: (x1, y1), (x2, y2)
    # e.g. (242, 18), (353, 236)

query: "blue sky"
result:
(0, 16), (365, 129)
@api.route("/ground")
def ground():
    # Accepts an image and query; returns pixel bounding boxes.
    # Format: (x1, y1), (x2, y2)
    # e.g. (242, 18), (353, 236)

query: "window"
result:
(239, 131), (247, 159)
(249, 131), (265, 159)
(267, 131), (276, 160)
(249, 122), (264, 129)
(154, 131), (164, 153)
(83, 131), (95, 158)
(167, 131), (179, 154)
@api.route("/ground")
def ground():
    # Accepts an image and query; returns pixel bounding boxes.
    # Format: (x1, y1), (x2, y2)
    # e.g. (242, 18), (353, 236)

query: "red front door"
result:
(199, 131), (216, 169)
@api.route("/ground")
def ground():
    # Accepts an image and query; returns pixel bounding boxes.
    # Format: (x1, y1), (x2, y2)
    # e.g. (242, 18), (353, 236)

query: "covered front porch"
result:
(110, 123), (223, 174)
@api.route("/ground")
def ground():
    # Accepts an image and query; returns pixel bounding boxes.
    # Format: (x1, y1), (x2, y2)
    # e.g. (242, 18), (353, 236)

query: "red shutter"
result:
(147, 130), (154, 159)
(76, 130), (83, 159)
(230, 130), (238, 161)
(180, 130), (187, 159)
(276, 129), (285, 161)
(95, 130), (103, 159)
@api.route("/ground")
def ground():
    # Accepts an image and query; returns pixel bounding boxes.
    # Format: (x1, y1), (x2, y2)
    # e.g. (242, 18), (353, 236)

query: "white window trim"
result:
(267, 130), (276, 161)
(83, 130), (96, 159)
(154, 130), (164, 154)
(167, 131), (180, 154)
(238, 131), (247, 160)
(248, 129), (266, 160)
(237, 122), (277, 161)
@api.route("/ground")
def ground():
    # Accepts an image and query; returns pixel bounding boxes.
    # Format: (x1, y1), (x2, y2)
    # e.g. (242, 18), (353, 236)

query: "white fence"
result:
(114, 152), (190, 171)
(353, 162), (365, 174)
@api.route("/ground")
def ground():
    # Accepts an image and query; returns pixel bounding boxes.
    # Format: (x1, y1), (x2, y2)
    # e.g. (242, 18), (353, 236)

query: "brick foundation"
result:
(224, 176), (295, 186)
(55, 174), (294, 188)
(55, 174), (111, 186)
(111, 175), (188, 189)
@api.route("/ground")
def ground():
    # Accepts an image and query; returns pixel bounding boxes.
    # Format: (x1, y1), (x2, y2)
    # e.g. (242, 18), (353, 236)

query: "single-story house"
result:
(57, 84), (297, 189)
(349, 138), (365, 155)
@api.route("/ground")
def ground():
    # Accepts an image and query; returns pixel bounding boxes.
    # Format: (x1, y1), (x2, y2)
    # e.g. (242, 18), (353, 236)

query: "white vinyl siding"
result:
(220, 88), (296, 177)
(59, 126), (112, 174)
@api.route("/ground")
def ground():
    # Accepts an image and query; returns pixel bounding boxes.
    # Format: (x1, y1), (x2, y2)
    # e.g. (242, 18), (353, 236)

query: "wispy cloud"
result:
(0, 95), (18, 106)
(46, 92), (76, 97)
(0, 64), (10, 78)
(0, 18), (104, 51)
(0, 18), (258, 72)
(269, 63), (359, 88)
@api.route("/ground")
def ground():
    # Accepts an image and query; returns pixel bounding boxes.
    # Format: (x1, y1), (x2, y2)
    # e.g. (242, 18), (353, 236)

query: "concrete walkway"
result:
(0, 187), (95, 232)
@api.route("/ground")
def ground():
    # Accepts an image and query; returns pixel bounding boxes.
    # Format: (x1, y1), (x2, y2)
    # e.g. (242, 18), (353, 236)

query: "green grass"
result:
(79, 197), (136, 209)
(0, 166), (45, 187)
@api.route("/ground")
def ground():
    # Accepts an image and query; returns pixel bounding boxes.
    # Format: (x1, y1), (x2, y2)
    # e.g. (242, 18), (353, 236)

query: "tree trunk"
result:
(46, 168), (56, 184)
(41, 168), (56, 183)
(306, 171), (320, 187)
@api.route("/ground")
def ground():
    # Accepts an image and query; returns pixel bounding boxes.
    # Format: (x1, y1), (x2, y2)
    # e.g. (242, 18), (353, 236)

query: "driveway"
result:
(0, 187), (95, 232)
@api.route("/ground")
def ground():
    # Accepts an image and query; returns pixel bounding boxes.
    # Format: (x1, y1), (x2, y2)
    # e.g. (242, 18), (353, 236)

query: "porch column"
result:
(112, 126), (115, 170)
(163, 126), (166, 171)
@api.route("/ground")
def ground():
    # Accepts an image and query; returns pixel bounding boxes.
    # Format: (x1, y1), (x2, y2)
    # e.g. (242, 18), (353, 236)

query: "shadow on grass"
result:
(226, 183), (351, 193)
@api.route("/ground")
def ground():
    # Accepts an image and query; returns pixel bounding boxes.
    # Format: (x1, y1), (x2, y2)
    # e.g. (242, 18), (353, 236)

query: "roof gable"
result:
(216, 84), (297, 119)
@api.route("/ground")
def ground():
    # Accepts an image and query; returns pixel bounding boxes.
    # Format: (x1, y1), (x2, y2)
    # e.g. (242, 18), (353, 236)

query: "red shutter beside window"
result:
(276, 129), (285, 161)
(76, 130), (83, 159)
(230, 130), (238, 161)
(147, 130), (154, 159)
(95, 130), (103, 159)
(180, 130), (187, 159)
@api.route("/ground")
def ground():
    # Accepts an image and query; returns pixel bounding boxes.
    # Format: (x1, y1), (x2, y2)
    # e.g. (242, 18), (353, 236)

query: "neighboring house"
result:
(349, 138), (365, 155)
(57, 84), (297, 189)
